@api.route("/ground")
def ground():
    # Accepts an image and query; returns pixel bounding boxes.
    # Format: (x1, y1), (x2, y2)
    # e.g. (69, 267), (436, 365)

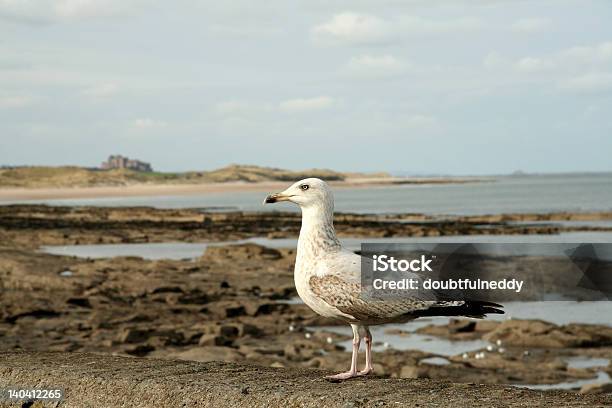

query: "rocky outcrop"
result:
(417, 319), (612, 348)
(4, 205), (611, 249)
(0, 352), (610, 408)
(2, 243), (611, 389)
(482, 320), (612, 348)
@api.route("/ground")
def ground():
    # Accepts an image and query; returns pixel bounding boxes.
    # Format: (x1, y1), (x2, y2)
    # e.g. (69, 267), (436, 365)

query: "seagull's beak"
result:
(263, 192), (291, 204)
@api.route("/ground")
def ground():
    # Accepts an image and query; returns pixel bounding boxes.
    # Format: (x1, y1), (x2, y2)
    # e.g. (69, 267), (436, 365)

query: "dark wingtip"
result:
(481, 306), (505, 315)
(412, 300), (505, 319)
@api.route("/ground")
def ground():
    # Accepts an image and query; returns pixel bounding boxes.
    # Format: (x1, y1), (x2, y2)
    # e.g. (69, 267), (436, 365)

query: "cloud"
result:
(214, 97), (336, 115)
(559, 73), (612, 93)
(131, 118), (167, 129)
(0, 0), (141, 24)
(491, 41), (612, 76)
(346, 54), (408, 78)
(312, 12), (484, 46)
(400, 114), (438, 129)
(483, 52), (508, 69)
(559, 42), (612, 65)
(82, 83), (120, 98)
(208, 23), (281, 38)
(311, 12), (391, 45)
(278, 96), (335, 112)
(213, 101), (273, 116)
(398, 15), (483, 34)
(514, 57), (555, 73)
(511, 17), (552, 33)
(214, 101), (249, 115)
(54, 0), (132, 19)
(0, 94), (34, 109)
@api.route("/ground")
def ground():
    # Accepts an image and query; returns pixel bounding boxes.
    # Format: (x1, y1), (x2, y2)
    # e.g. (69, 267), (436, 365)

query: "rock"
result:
(580, 383), (612, 394)
(580, 382), (612, 394)
(449, 319), (476, 333)
(283, 344), (301, 360)
(246, 302), (290, 316)
(198, 334), (232, 347)
(1, 351), (612, 407)
(109, 313), (155, 325)
(417, 319), (498, 340)
(201, 244), (283, 262)
(150, 330), (186, 346)
(546, 358), (567, 371)
(237, 343), (284, 357)
(483, 320), (612, 348)
(219, 323), (261, 339)
(124, 344), (155, 357)
(163, 290), (209, 305)
(49, 342), (80, 352)
(150, 286), (184, 294)
(176, 291), (209, 305)
(372, 363), (386, 376)
(170, 346), (244, 362)
(192, 322), (261, 340)
(5, 309), (60, 324)
(218, 324), (239, 339)
(400, 365), (430, 379)
(116, 329), (151, 344)
(208, 302), (248, 318)
(67, 297), (92, 308)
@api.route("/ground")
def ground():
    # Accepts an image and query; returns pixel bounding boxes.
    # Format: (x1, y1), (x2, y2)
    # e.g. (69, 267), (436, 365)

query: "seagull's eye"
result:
(299, 184), (309, 191)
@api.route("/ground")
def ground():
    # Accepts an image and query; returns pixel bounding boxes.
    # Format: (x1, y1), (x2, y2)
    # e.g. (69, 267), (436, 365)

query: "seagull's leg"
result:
(325, 324), (361, 380)
(358, 326), (373, 376)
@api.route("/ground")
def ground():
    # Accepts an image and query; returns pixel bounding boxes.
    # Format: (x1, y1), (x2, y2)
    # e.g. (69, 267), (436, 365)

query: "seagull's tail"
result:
(414, 300), (504, 319)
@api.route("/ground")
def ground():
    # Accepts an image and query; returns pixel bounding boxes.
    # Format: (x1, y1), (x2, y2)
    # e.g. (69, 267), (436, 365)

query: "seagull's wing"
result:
(309, 274), (443, 322)
(310, 250), (502, 323)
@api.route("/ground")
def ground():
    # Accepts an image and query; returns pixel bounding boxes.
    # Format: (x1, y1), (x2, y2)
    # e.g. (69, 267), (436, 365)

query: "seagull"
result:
(265, 178), (503, 380)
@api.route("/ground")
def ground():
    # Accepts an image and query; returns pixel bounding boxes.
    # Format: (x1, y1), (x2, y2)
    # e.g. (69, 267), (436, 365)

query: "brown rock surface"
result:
(482, 320), (612, 348)
(0, 351), (610, 408)
(2, 205), (612, 393)
(3, 205), (611, 249)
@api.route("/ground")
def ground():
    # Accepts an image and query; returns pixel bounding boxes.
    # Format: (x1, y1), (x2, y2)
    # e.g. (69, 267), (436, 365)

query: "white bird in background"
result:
(265, 178), (503, 380)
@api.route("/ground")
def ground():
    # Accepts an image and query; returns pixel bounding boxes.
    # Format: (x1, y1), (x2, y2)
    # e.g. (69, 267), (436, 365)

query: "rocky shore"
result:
(0, 204), (611, 399)
(1, 241), (610, 390)
(1, 352), (611, 408)
(2, 204), (611, 248)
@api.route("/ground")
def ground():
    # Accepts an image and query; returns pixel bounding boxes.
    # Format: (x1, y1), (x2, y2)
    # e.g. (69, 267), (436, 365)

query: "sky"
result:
(0, 0), (611, 175)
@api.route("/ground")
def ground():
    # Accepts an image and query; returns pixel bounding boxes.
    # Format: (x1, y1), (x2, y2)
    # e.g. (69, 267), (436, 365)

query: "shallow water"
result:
(514, 371), (611, 391)
(419, 357), (451, 366)
(6, 173), (612, 216)
(316, 301), (612, 353)
(40, 229), (612, 388)
(315, 308), (611, 390)
(40, 231), (612, 260)
(41, 242), (211, 260)
(564, 356), (610, 370)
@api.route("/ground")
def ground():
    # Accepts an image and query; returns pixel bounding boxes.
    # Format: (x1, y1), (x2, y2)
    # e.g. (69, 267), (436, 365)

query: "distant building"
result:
(101, 155), (153, 172)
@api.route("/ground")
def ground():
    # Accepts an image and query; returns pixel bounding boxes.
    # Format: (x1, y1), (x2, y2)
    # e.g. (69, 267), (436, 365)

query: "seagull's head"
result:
(264, 178), (333, 209)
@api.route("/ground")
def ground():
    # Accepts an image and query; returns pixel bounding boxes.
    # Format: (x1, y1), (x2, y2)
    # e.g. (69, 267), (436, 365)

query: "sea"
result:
(4, 173), (612, 216)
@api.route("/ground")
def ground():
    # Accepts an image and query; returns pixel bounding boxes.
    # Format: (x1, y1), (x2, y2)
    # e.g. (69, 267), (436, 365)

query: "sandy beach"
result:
(0, 181), (292, 202)
(0, 177), (481, 202)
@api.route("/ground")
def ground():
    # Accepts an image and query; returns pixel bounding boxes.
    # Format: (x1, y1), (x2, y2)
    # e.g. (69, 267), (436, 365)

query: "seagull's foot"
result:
(356, 367), (373, 376)
(325, 370), (359, 382)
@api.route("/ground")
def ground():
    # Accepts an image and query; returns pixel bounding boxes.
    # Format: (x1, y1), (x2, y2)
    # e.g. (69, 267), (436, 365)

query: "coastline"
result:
(0, 177), (484, 202)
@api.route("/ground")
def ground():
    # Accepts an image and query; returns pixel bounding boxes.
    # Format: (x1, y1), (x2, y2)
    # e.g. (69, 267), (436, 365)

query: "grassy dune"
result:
(0, 165), (376, 188)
